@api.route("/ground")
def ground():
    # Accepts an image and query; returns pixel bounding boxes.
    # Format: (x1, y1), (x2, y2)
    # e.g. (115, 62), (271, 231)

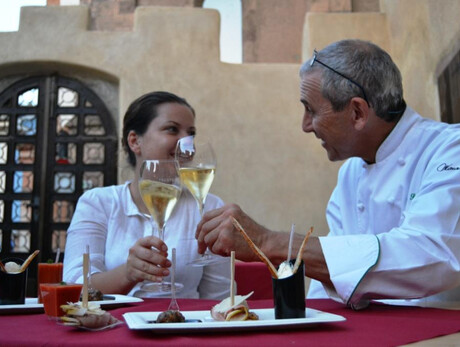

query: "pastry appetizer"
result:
(211, 292), (259, 321)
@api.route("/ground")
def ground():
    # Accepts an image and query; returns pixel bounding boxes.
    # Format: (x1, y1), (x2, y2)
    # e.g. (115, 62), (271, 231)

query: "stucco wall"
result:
(0, 5), (336, 240)
(0, 0), (458, 249)
(303, 0), (460, 121)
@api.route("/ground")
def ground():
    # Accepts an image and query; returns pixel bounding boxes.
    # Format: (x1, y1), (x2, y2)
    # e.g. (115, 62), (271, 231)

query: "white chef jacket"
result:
(308, 107), (460, 309)
(63, 182), (230, 300)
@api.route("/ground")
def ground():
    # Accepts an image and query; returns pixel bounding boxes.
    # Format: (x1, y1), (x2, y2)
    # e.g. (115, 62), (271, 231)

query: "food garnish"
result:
(211, 292), (259, 321)
(1, 250), (40, 273)
(4, 261), (21, 273)
(231, 218), (278, 278)
(231, 217), (313, 279)
(60, 302), (118, 329)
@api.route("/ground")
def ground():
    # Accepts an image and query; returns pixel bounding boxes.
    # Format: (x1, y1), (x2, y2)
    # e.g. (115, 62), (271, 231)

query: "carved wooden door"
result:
(0, 75), (117, 293)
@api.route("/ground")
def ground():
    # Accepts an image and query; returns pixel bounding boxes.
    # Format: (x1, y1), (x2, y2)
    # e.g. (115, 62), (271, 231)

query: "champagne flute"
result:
(138, 159), (184, 294)
(175, 136), (227, 267)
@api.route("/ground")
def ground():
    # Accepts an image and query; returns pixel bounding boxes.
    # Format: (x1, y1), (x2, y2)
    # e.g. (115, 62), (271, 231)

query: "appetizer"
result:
(231, 217), (313, 278)
(0, 250), (40, 274)
(60, 302), (118, 329)
(211, 292), (259, 321)
(80, 287), (103, 301)
(4, 261), (21, 273)
(156, 310), (186, 323)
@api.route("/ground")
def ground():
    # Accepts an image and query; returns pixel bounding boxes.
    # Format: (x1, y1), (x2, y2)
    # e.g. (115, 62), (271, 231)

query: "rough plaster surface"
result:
(0, 0), (458, 248)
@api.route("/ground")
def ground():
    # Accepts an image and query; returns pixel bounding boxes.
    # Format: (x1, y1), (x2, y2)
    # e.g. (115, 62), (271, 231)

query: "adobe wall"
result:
(0, 0), (458, 250)
(303, 0), (460, 121)
(0, 6), (334, 240)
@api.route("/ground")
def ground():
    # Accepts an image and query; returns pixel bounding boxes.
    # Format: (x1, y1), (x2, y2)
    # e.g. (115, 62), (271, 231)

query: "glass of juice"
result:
(40, 283), (83, 318)
(37, 262), (63, 303)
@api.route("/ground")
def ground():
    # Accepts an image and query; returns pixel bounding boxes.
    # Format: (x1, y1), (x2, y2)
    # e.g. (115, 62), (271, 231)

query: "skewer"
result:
(292, 227), (314, 274)
(82, 252), (89, 309)
(287, 223), (295, 262)
(168, 248), (179, 311)
(230, 251), (235, 306)
(55, 247), (61, 264)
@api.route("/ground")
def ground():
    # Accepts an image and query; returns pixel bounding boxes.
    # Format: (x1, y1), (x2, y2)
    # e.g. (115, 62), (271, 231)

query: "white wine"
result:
(139, 179), (181, 231)
(178, 167), (215, 213)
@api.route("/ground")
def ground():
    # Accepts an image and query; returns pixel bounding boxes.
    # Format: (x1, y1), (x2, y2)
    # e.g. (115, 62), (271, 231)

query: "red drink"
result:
(37, 263), (63, 303)
(40, 283), (83, 317)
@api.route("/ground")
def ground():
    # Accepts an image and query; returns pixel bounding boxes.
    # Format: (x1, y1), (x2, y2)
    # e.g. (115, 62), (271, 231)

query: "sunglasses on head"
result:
(310, 49), (370, 107)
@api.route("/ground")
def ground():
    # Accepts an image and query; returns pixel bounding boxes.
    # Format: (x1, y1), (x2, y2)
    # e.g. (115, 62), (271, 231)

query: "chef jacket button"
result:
(397, 158), (406, 166)
(357, 203), (365, 211)
(387, 197), (395, 204)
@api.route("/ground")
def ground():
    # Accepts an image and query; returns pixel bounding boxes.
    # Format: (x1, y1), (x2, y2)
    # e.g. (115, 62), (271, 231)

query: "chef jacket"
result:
(308, 107), (460, 309)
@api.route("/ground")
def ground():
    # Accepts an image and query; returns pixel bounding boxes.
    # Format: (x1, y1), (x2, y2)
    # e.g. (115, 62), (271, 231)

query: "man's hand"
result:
(195, 203), (269, 262)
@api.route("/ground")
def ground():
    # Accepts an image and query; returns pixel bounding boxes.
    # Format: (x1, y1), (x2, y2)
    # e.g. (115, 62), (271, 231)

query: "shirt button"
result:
(397, 158), (406, 166)
(357, 203), (365, 212)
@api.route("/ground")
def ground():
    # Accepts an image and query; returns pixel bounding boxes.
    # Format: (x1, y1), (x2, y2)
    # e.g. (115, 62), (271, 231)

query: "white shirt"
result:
(308, 107), (460, 309)
(63, 182), (230, 300)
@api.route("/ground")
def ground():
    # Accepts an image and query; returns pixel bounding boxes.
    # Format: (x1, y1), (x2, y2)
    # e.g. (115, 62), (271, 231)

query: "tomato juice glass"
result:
(37, 262), (63, 303)
(40, 283), (83, 318)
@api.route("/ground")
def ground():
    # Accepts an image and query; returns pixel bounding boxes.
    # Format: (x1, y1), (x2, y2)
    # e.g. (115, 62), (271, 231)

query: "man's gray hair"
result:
(300, 40), (405, 121)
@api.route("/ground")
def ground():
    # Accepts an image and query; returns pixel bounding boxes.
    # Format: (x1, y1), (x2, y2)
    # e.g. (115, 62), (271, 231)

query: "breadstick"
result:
(231, 217), (279, 279)
(292, 227), (313, 274)
(20, 250), (40, 272)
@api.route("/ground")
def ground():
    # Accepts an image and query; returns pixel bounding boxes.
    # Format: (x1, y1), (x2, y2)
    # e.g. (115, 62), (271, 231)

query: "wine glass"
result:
(138, 159), (184, 294)
(175, 136), (227, 267)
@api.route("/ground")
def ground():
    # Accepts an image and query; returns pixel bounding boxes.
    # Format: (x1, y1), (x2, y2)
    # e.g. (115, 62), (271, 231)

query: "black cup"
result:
(0, 258), (28, 305)
(272, 259), (306, 319)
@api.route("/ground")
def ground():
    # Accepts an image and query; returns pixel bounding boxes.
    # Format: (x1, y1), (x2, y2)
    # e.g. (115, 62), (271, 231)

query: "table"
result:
(1, 298), (460, 346)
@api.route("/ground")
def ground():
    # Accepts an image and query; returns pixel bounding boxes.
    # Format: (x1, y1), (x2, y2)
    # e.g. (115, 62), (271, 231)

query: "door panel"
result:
(0, 75), (117, 295)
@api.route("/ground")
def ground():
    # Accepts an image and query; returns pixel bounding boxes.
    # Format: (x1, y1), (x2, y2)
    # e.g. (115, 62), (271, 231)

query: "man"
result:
(196, 39), (460, 310)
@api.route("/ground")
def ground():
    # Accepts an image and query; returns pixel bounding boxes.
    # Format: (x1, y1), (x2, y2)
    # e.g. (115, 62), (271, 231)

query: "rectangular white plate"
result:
(123, 308), (346, 333)
(0, 294), (143, 314)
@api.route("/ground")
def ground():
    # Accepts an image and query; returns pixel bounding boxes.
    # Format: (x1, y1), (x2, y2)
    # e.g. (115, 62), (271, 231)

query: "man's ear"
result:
(350, 97), (369, 131)
(127, 130), (141, 155)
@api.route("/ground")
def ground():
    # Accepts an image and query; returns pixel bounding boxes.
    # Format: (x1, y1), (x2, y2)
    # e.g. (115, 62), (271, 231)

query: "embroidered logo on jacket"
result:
(437, 163), (460, 172)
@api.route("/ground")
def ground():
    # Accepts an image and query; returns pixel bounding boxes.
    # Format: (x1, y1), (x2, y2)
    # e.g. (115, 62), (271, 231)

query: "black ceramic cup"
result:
(272, 259), (306, 319)
(0, 258), (28, 305)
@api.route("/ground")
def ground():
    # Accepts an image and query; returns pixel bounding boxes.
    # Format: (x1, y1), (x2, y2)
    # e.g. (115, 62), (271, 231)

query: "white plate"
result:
(0, 294), (143, 314)
(0, 298), (44, 314)
(123, 308), (346, 333)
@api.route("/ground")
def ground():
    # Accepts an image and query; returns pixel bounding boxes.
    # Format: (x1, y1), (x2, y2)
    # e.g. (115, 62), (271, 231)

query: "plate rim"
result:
(0, 294), (143, 313)
(122, 307), (346, 333)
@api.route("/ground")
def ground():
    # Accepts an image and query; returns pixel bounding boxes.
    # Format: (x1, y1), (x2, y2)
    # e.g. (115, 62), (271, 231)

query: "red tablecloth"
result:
(235, 261), (273, 299)
(1, 298), (460, 346)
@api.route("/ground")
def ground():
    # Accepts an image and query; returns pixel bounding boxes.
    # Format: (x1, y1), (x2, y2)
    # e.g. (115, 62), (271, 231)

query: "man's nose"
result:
(302, 114), (313, 133)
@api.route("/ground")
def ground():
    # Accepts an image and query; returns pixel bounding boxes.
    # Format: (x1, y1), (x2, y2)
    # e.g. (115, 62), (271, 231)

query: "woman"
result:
(63, 91), (230, 299)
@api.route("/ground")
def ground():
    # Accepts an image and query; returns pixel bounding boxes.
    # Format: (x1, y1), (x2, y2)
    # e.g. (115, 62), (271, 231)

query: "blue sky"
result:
(0, 0), (242, 63)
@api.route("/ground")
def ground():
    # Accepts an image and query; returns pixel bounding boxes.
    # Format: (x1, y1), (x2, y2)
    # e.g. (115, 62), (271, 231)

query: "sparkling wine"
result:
(178, 167), (215, 213)
(139, 179), (181, 230)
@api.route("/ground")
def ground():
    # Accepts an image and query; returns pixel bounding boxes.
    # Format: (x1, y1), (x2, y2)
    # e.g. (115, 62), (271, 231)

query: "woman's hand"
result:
(125, 236), (171, 283)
